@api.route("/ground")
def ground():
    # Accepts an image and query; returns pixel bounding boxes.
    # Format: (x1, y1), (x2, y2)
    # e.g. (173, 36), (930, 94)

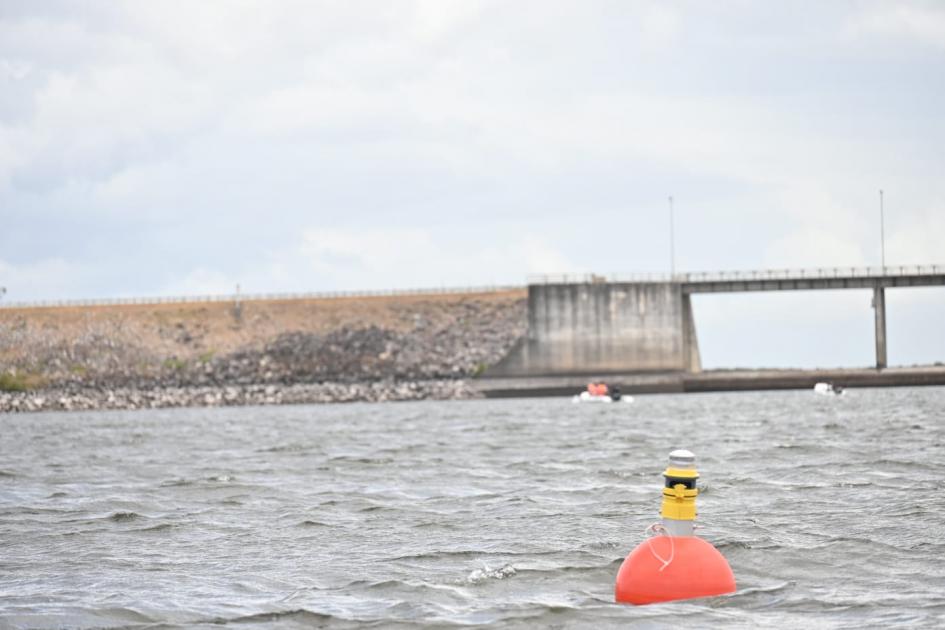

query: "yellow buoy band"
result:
(660, 483), (698, 521)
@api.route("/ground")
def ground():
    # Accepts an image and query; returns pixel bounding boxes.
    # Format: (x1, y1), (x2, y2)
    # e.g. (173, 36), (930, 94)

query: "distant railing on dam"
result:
(0, 284), (524, 310)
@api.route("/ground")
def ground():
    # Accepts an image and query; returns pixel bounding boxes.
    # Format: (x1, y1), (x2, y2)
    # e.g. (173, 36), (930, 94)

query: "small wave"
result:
(497, 559), (625, 580)
(49, 606), (159, 626)
(209, 608), (336, 625)
(6, 507), (72, 516)
(329, 455), (394, 465)
(723, 580), (794, 604)
(160, 478), (193, 487)
(136, 522), (175, 532)
(391, 549), (552, 562)
(335, 578), (400, 590)
(298, 520), (332, 528)
(738, 581), (793, 595)
(318, 578), (467, 600)
(258, 443), (311, 453)
(0, 470), (17, 478)
(352, 578), (413, 590)
(207, 474), (235, 482)
(807, 536), (912, 553)
(109, 511), (141, 522)
(411, 521), (459, 530)
(357, 505), (388, 513)
(713, 539), (760, 551)
(465, 563), (516, 584)
(871, 458), (936, 470)
(47, 491), (67, 498)
(878, 505), (929, 518)
(583, 540), (621, 551)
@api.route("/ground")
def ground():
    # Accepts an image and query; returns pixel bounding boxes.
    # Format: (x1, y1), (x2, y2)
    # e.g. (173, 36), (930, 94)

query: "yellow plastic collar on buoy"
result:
(661, 484), (698, 520)
(661, 462), (699, 521)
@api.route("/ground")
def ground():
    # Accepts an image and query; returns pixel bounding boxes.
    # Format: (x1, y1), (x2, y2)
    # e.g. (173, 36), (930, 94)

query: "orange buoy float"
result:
(614, 449), (735, 605)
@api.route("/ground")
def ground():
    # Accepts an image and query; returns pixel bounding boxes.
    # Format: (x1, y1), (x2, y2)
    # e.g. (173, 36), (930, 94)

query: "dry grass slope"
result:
(0, 290), (527, 392)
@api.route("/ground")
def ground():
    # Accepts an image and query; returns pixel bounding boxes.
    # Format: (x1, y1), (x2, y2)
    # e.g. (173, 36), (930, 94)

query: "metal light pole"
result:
(669, 196), (676, 278)
(879, 189), (886, 270)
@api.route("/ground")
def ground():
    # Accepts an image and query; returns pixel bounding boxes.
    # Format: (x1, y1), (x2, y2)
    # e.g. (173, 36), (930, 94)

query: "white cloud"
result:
(521, 236), (576, 274)
(154, 227), (576, 296)
(764, 230), (868, 270)
(0, 258), (90, 303)
(300, 227), (433, 276)
(0, 59), (31, 81)
(296, 226), (576, 289)
(409, 0), (490, 44)
(845, 4), (945, 49)
(167, 267), (236, 297)
(639, 5), (683, 52)
(887, 203), (945, 266)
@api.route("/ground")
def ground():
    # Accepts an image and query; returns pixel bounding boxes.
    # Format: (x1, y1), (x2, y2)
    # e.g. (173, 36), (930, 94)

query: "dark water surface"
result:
(2, 388), (944, 628)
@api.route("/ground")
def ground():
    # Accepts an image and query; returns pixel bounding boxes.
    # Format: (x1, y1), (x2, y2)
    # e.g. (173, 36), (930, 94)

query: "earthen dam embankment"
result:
(0, 290), (527, 412)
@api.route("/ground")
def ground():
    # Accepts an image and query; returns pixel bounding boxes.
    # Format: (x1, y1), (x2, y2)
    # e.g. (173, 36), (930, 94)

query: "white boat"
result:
(813, 382), (845, 396)
(572, 391), (634, 404)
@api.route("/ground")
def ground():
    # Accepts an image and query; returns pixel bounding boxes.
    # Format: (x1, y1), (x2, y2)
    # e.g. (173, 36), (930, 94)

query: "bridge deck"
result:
(531, 265), (945, 293)
(683, 274), (945, 293)
(680, 265), (945, 293)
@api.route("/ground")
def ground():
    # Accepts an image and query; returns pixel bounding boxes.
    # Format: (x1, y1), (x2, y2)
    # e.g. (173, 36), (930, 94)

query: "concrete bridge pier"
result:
(682, 293), (701, 373)
(873, 286), (887, 369)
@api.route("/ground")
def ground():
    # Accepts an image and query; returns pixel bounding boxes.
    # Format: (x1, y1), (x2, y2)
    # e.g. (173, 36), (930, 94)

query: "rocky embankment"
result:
(0, 291), (526, 412)
(0, 380), (477, 413)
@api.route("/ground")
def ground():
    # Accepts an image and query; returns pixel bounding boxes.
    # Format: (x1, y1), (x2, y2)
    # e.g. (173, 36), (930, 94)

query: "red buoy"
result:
(614, 535), (735, 605)
(614, 449), (736, 605)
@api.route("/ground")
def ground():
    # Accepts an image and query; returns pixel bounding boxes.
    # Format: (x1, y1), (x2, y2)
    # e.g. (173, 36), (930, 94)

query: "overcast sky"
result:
(1, 1), (943, 368)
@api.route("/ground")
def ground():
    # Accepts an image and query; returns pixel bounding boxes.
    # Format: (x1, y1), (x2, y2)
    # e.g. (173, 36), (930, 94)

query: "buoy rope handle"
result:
(644, 523), (675, 572)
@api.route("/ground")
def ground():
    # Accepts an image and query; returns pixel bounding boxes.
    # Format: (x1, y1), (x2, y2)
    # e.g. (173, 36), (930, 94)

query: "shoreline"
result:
(0, 379), (477, 413)
(474, 365), (945, 397)
(3, 366), (944, 413)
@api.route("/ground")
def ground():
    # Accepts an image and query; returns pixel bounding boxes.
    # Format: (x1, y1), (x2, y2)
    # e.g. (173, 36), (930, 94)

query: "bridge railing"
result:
(681, 264), (945, 283)
(0, 284), (524, 310)
(529, 264), (945, 285)
(528, 272), (673, 284)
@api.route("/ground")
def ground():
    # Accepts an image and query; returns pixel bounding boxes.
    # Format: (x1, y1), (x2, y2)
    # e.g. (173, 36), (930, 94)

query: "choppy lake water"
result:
(2, 388), (944, 628)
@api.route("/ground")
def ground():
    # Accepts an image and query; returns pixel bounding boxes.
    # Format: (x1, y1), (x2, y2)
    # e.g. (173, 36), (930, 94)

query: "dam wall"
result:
(0, 290), (527, 391)
(489, 282), (700, 376)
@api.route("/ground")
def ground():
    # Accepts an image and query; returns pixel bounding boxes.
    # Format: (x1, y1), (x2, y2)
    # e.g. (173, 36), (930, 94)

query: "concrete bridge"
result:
(489, 265), (945, 376)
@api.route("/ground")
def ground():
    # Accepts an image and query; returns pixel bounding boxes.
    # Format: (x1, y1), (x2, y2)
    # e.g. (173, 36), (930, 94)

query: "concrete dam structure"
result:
(491, 281), (700, 376)
(490, 265), (945, 377)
